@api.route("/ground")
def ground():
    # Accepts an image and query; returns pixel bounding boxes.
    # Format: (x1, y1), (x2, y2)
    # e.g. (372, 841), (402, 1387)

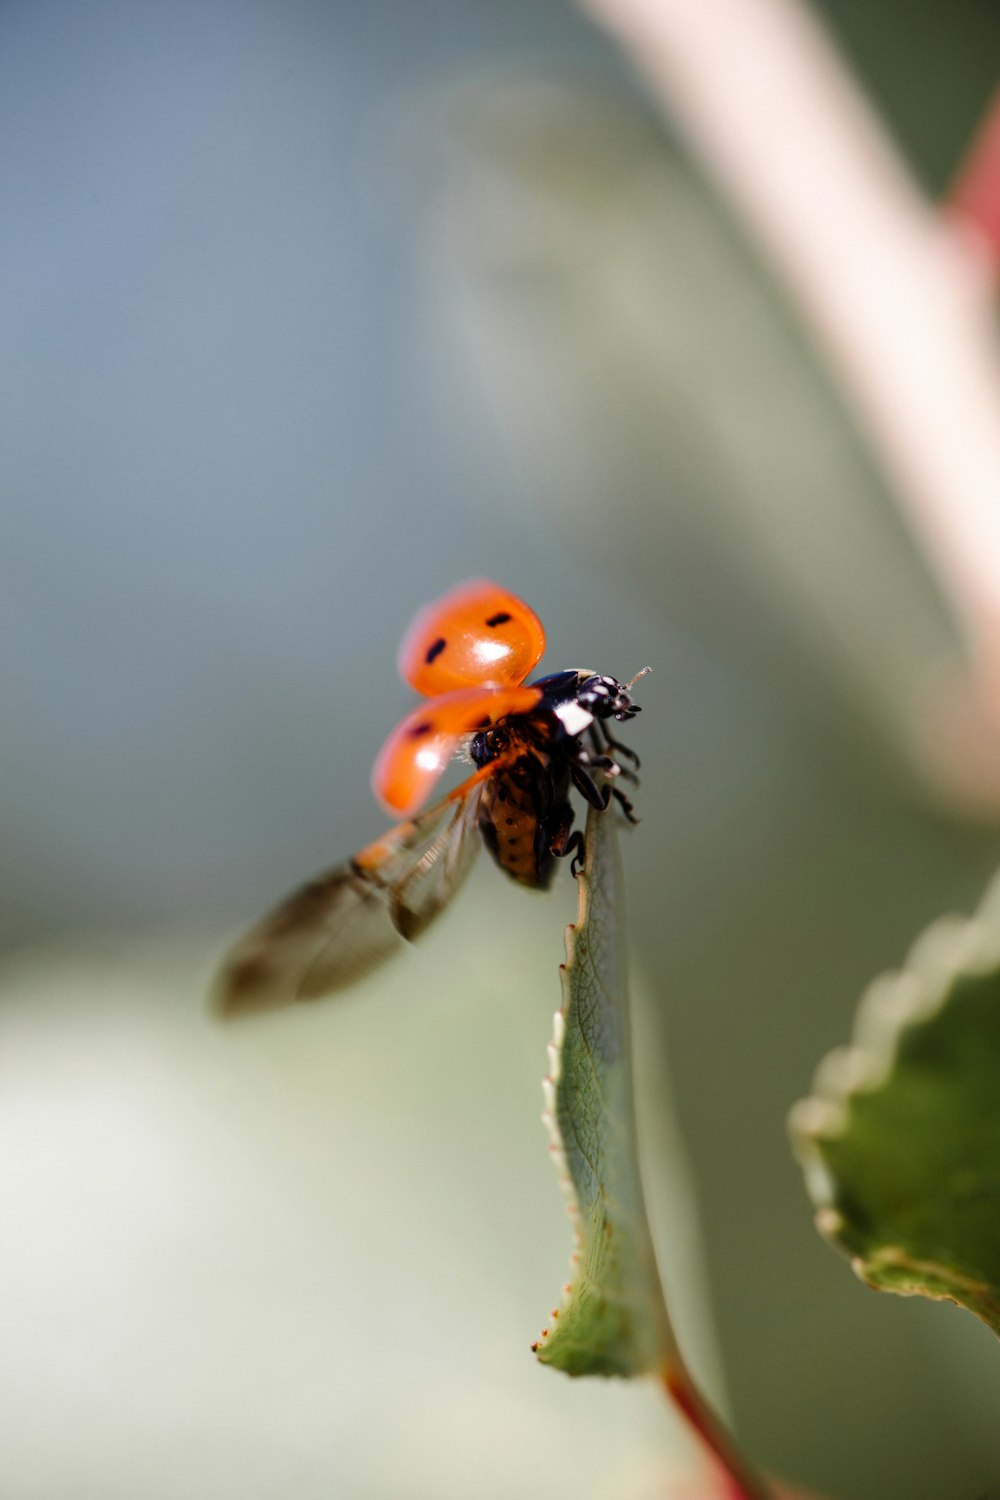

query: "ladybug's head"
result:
(577, 669), (648, 722)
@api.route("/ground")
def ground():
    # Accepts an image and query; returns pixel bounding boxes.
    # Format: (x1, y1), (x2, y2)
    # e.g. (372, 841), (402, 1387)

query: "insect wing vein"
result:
(215, 785), (483, 1015)
(388, 796), (479, 942)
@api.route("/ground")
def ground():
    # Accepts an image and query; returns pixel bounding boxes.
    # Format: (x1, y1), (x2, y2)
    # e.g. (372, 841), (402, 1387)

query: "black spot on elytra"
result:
(485, 611), (512, 627)
(408, 721), (434, 739)
(425, 637), (446, 664)
(475, 716), (490, 730)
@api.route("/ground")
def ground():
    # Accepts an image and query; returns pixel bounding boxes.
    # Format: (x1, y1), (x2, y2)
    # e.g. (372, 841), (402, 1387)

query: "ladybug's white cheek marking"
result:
(554, 700), (593, 738)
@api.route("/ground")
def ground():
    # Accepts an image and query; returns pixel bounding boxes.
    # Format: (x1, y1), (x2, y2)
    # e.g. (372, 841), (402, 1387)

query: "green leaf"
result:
(791, 871), (1000, 1335)
(534, 804), (676, 1376)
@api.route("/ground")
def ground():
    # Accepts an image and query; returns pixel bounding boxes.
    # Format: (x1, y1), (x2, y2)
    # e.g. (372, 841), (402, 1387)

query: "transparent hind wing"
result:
(214, 781), (484, 1017)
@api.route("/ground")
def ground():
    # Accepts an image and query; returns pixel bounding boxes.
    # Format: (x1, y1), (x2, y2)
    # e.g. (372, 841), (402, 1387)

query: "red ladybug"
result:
(216, 580), (646, 1013)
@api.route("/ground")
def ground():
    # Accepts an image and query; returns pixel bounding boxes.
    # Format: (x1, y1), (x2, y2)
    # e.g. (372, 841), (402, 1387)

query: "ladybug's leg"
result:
(577, 746), (618, 775)
(586, 727), (612, 765)
(593, 720), (641, 772)
(612, 785), (640, 825)
(608, 756), (640, 787)
(585, 730), (638, 785)
(549, 802), (588, 876)
(571, 762), (612, 811)
(573, 761), (640, 825)
(608, 735), (640, 768)
(566, 832), (587, 877)
(551, 826), (586, 877)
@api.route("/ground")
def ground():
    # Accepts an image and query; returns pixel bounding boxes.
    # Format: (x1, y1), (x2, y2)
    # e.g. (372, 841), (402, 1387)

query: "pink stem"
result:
(661, 1359), (776, 1500)
(950, 86), (1000, 265)
(579, 0), (1000, 812)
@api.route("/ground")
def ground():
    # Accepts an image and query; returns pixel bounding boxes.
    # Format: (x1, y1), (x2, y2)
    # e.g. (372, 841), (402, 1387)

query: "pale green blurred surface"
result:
(0, 892), (717, 1500)
(6, 3), (1000, 1498)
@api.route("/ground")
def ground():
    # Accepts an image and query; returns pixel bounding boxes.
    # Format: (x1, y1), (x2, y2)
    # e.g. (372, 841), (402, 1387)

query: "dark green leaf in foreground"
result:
(791, 873), (1000, 1335)
(534, 805), (676, 1376)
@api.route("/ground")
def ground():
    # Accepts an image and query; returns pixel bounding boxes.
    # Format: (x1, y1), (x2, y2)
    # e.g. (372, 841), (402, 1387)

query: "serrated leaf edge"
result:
(790, 869), (1000, 1215)
(534, 915), (588, 1354)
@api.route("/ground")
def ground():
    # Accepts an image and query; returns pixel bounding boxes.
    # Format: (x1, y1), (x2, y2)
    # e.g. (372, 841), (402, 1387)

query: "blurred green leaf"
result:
(534, 805), (676, 1376)
(791, 872), (1000, 1334)
(429, 83), (1000, 816)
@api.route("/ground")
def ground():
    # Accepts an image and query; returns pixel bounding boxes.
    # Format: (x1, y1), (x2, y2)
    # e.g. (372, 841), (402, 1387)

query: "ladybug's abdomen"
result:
(477, 758), (569, 889)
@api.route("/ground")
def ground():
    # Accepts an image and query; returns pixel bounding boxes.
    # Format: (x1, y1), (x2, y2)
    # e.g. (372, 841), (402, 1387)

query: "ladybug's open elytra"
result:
(216, 579), (646, 1014)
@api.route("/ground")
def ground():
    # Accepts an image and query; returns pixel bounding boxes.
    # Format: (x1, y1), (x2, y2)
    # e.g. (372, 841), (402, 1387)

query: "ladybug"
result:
(216, 579), (646, 1014)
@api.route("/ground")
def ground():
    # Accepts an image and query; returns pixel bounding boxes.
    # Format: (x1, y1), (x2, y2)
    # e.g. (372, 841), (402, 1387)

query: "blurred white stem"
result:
(580, 0), (1000, 749)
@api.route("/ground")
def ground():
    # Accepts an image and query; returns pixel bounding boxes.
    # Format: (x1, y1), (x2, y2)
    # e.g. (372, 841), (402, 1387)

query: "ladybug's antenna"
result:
(624, 667), (652, 691)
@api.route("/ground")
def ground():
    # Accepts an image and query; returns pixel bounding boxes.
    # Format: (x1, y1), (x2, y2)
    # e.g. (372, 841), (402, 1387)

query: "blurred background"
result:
(4, 2), (1000, 1497)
